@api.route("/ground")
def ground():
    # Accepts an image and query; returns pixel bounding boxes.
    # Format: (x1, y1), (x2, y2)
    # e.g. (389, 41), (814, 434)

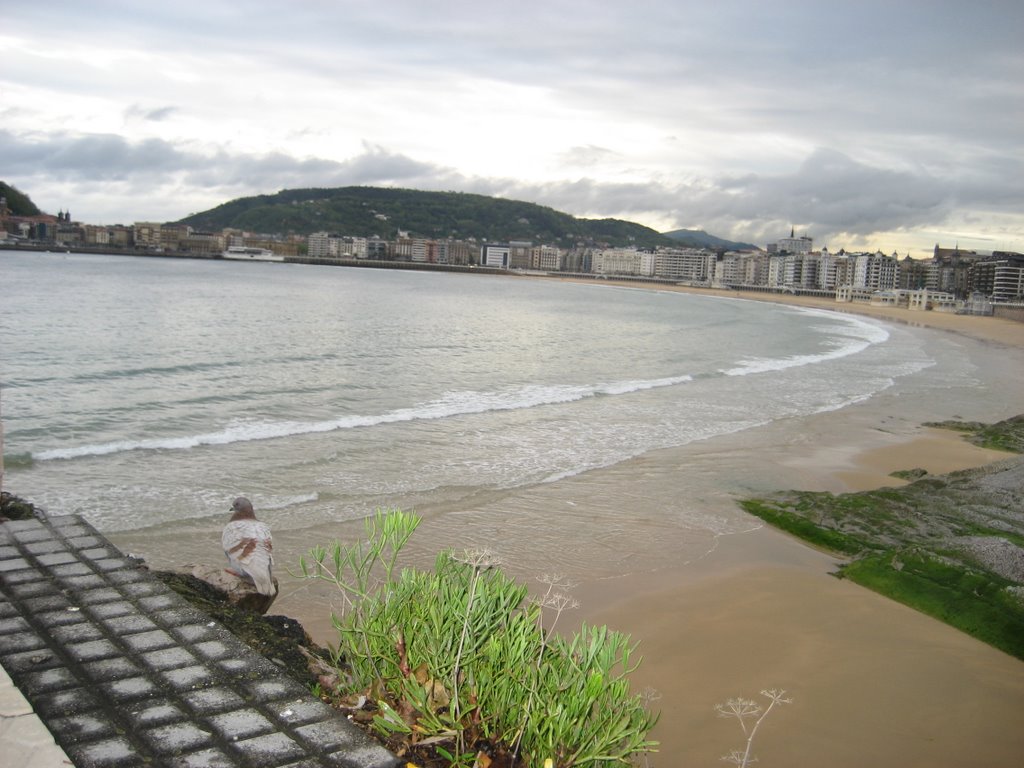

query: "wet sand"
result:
(536, 286), (1024, 766)
(559, 292), (1024, 767)
(574, 430), (1024, 767)
(111, 288), (1024, 767)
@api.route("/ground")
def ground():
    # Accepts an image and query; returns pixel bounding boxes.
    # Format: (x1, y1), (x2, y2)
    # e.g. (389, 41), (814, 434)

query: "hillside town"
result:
(3, 195), (1022, 316)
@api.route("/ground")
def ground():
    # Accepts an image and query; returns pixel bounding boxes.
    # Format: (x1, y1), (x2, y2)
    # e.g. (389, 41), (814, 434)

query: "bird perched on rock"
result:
(222, 497), (276, 596)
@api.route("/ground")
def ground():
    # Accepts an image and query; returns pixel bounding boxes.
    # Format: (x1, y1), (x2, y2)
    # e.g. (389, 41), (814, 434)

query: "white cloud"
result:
(2, 1), (1022, 253)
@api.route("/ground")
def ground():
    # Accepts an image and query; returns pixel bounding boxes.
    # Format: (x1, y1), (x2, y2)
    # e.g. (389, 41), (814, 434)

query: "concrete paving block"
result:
(141, 646), (199, 671)
(67, 735), (139, 767)
(162, 664), (219, 692)
(180, 686), (247, 716)
(141, 720), (216, 755)
(84, 600), (135, 620)
(122, 628), (178, 652)
(267, 697), (337, 726)
(19, 666), (80, 696)
(100, 613), (159, 635)
(34, 608), (91, 629)
(206, 708), (277, 740)
(51, 622), (105, 644)
(67, 639), (121, 663)
(24, 539), (69, 555)
(22, 594), (74, 613)
(80, 656), (143, 682)
(101, 675), (160, 701)
(229, 730), (306, 764)
(32, 687), (103, 719)
(1, 648), (61, 675)
(167, 746), (237, 767)
(41, 553), (85, 569)
(0, 557), (32, 573)
(124, 698), (190, 728)
(48, 712), (118, 744)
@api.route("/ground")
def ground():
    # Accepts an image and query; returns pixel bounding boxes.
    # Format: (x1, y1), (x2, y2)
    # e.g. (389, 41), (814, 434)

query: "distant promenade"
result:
(5, 242), (1022, 324)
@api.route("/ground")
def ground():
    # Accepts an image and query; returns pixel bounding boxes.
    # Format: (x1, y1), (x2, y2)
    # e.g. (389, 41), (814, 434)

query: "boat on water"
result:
(222, 246), (284, 262)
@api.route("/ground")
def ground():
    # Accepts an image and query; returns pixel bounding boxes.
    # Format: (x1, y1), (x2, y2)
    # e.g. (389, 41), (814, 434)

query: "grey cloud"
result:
(3, 127), (1018, 251)
(501, 147), (1014, 248)
(124, 104), (179, 122)
(558, 145), (620, 168)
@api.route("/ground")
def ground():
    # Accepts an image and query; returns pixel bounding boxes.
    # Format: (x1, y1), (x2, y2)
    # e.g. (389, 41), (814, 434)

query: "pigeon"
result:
(222, 496), (276, 596)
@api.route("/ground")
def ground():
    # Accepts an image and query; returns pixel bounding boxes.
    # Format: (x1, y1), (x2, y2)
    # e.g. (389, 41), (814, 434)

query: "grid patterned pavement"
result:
(0, 514), (400, 768)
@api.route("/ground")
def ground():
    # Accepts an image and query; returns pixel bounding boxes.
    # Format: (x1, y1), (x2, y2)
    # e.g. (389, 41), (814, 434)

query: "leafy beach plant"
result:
(297, 507), (659, 767)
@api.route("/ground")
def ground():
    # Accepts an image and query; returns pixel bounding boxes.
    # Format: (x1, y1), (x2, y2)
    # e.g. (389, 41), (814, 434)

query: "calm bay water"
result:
(3, 249), (941, 541)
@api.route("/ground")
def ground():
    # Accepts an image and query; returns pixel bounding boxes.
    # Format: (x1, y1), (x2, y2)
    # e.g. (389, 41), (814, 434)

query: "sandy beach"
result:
(557, 284), (1024, 767)
(110, 286), (1024, 767)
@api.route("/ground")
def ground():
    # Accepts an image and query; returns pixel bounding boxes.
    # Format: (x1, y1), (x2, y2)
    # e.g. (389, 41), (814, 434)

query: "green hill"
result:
(0, 181), (42, 216)
(663, 228), (759, 251)
(177, 186), (678, 248)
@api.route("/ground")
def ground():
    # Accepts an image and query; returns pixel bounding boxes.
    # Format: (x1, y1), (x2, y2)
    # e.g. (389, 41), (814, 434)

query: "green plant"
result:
(297, 508), (659, 767)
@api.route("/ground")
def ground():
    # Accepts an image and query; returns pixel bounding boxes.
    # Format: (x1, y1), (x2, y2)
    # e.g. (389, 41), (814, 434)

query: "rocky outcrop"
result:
(175, 562), (279, 614)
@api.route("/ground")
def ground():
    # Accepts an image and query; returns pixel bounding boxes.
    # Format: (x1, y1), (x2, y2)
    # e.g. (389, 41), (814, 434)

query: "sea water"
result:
(0, 249), (1007, 577)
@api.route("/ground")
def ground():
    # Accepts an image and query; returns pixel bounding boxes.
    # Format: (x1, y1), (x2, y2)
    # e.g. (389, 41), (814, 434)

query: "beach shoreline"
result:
(554, 288), (1024, 767)
(107, 287), (1023, 767)
(542, 275), (1024, 347)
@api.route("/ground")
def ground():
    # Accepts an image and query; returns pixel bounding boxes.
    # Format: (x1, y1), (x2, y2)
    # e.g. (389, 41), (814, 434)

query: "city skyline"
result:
(2, 1), (1022, 258)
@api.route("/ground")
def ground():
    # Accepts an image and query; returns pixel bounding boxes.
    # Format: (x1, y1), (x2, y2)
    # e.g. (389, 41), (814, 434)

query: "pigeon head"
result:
(230, 497), (256, 521)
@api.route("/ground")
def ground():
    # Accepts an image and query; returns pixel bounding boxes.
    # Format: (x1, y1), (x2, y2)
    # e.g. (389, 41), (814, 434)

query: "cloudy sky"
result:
(3, 1), (1021, 254)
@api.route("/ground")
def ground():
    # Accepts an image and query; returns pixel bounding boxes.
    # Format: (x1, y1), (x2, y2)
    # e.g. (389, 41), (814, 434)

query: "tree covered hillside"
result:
(177, 186), (681, 248)
(0, 181), (43, 216)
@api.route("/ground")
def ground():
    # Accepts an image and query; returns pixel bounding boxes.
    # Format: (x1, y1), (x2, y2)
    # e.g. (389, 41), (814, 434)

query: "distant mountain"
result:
(0, 181), (42, 216)
(662, 228), (759, 251)
(177, 187), (680, 249)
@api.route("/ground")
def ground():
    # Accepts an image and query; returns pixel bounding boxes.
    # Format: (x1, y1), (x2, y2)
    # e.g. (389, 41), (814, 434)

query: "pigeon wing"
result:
(222, 519), (276, 596)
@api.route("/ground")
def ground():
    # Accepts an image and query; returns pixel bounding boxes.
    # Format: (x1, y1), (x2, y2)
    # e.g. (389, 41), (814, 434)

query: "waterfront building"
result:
(308, 231), (332, 258)
(714, 252), (744, 286)
(159, 224), (191, 252)
(532, 244), (563, 271)
(899, 254), (929, 290)
(774, 228), (813, 254)
(971, 253), (1024, 302)
(133, 222), (163, 249)
(508, 241), (533, 270)
(654, 247), (715, 282)
(593, 247), (654, 277)
(852, 250), (898, 291)
(929, 245), (979, 297)
(180, 231), (224, 255)
(482, 244), (511, 268)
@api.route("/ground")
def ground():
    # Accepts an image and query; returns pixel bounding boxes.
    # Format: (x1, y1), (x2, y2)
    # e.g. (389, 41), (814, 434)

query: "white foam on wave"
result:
(721, 311), (889, 377)
(33, 372), (695, 461)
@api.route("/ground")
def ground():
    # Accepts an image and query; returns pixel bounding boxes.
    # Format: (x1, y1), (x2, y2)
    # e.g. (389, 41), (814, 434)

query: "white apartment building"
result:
(654, 248), (715, 282)
(308, 233), (370, 259)
(411, 239), (429, 263)
(852, 251), (898, 291)
(532, 244), (563, 271)
(592, 248), (655, 277)
(775, 235), (813, 254)
(308, 231), (331, 258)
(482, 244), (510, 268)
(714, 253), (744, 286)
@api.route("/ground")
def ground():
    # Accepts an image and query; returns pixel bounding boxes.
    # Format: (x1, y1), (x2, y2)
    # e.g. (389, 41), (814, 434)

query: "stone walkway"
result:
(0, 514), (401, 768)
